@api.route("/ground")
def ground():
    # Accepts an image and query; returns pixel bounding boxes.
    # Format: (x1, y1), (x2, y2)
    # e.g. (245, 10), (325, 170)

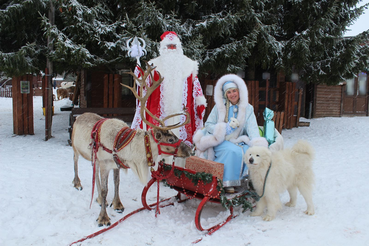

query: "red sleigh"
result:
(141, 156), (259, 234)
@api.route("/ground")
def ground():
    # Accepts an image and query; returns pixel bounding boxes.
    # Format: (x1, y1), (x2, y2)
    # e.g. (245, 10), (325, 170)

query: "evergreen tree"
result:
(0, 0), (49, 76)
(1, 0), (368, 85)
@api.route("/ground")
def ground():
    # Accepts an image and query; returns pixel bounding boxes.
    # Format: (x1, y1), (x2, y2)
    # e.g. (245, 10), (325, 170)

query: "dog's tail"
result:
(291, 140), (315, 161)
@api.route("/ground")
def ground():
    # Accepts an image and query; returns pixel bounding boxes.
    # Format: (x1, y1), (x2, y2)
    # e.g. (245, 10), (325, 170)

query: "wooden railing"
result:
(0, 88), (12, 97)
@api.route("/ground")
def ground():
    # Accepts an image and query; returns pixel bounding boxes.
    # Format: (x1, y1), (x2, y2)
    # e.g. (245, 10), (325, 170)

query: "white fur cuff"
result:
(249, 137), (269, 148)
(230, 135), (250, 144)
(192, 123), (226, 151)
(196, 95), (207, 106)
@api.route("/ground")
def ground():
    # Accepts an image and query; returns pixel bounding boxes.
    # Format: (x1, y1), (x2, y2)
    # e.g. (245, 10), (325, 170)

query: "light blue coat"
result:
(203, 104), (262, 187)
(193, 74), (268, 187)
(205, 104), (261, 141)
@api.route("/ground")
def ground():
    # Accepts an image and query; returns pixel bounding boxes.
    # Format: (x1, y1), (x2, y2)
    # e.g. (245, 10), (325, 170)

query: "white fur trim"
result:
(213, 74), (249, 138)
(193, 123), (226, 151)
(249, 137), (269, 148)
(206, 148), (215, 161)
(212, 122), (227, 142)
(196, 95), (207, 106)
(193, 129), (204, 146)
(229, 135), (250, 144)
(269, 130), (284, 152)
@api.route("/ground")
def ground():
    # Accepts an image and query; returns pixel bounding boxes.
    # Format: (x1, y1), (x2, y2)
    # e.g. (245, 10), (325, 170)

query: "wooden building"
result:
(306, 71), (369, 118)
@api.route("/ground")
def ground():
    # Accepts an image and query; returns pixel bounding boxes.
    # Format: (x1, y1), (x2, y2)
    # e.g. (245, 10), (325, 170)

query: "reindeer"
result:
(72, 62), (192, 226)
(56, 88), (69, 100)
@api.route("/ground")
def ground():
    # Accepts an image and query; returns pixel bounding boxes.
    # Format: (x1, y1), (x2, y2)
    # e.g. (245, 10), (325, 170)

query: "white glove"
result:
(229, 117), (239, 129)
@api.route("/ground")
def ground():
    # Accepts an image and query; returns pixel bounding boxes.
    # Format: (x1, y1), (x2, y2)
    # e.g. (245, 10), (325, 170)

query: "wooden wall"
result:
(103, 74), (122, 108)
(313, 84), (344, 118)
(89, 70), (105, 107)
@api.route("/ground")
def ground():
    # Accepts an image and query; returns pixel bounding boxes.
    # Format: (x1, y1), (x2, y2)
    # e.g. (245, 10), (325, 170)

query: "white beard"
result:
(149, 51), (198, 138)
(150, 52), (197, 117)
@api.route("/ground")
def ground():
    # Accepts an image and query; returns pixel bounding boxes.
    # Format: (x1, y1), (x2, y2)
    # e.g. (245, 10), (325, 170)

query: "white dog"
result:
(244, 140), (315, 221)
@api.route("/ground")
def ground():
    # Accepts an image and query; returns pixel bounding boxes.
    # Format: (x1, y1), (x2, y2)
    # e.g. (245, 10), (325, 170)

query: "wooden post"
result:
(108, 74), (114, 108)
(265, 79), (269, 108)
(44, 67), (53, 140)
(204, 78), (216, 121)
(79, 70), (87, 108)
(103, 74), (109, 108)
(45, 1), (54, 140)
(12, 75), (34, 135)
(114, 74), (121, 108)
(296, 89), (303, 127)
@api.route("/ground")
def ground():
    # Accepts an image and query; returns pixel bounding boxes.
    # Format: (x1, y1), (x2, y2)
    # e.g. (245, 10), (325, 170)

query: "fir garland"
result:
(161, 163), (259, 213)
(162, 163), (213, 186)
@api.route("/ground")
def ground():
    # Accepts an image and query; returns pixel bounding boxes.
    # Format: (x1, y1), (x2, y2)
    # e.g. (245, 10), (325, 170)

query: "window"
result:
(120, 69), (134, 96)
(358, 72), (367, 96)
(345, 78), (355, 96)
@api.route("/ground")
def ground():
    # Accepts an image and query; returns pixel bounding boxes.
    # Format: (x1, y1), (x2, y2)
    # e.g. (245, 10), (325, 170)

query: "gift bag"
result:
(263, 107), (275, 145)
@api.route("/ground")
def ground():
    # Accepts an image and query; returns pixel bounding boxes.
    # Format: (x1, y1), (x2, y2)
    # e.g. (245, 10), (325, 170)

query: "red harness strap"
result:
(89, 118), (109, 208)
(112, 127), (136, 169)
(150, 129), (182, 156)
(91, 119), (109, 150)
(89, 120), (136, 207)
(148, 129), (184, 216)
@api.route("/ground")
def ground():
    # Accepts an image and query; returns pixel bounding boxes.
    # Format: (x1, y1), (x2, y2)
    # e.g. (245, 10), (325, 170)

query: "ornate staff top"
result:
(126, 36), (147, 66)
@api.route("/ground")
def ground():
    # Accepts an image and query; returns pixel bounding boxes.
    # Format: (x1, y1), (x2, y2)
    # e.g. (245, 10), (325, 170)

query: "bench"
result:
(68, 107), (136, 145)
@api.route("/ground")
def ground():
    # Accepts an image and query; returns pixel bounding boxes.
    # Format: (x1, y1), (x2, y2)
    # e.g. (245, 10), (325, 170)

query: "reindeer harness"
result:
(89, 118), (184, 212)
(90, 119), (136, 169)
(90, 119), (183, 170)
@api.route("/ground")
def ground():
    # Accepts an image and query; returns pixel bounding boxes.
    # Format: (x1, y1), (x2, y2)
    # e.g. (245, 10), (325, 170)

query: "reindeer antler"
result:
(122, 61), (190, 131)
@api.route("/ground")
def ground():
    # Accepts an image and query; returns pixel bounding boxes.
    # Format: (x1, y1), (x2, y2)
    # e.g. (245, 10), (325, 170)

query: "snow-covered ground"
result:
(1, 96), (368, 246)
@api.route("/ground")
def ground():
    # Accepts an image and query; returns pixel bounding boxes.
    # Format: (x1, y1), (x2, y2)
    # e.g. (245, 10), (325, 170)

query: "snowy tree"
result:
(0, 0), (49, 76)
(120, 0), (369, 84)
(1, 0), (368, 85)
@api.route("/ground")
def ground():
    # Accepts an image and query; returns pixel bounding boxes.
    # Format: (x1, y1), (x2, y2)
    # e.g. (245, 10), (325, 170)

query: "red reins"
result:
(150, 129), (182, 156)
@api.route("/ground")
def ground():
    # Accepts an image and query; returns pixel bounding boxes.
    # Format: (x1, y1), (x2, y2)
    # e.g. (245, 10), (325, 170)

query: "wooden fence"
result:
(0, 87), (12, 97)
(0, 87), (45, 98)
(248, 80), (303, 130)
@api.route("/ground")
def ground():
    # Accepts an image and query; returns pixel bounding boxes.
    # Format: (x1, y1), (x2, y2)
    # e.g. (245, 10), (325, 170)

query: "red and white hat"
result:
(160, 31), (178, 41)
(159, 31), (183, 54)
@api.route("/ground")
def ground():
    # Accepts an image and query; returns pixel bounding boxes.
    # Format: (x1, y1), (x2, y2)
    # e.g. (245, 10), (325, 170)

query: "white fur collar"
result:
(213, 74), (249, 137)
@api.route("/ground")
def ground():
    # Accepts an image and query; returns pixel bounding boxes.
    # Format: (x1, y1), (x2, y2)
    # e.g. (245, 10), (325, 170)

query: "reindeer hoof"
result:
(110, 202), (124, 213)
(98, 221), (111, 227)
(97, 218), (111, 227)
(72, 178), (83, 190)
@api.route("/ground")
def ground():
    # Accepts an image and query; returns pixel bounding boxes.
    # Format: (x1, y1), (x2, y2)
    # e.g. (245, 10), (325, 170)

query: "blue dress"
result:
(205, 104), (261, 187)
